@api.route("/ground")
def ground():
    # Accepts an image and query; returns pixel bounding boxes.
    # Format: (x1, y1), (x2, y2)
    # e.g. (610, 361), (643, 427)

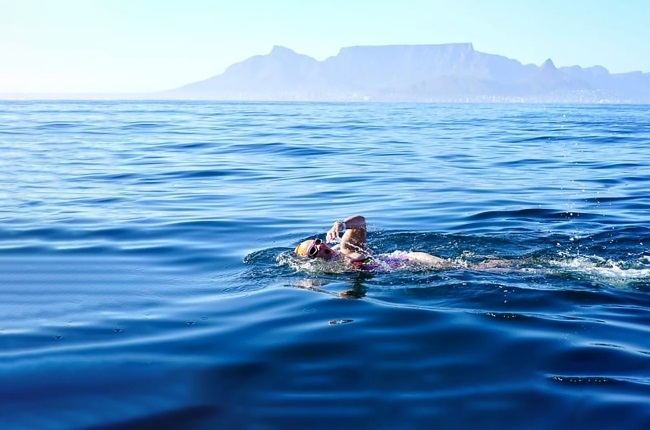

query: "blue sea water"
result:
(1, 100), (650, 429)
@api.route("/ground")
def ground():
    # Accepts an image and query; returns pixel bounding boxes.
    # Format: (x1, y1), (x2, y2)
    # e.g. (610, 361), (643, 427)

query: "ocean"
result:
(1, 101), (649, 429)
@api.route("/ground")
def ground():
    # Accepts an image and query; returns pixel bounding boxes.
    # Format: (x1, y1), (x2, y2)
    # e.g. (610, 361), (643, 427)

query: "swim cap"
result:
(294, 239), (313, 257)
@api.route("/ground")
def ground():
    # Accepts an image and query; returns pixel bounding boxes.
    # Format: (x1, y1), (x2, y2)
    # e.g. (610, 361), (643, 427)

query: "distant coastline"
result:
(4, 43), (650, 103)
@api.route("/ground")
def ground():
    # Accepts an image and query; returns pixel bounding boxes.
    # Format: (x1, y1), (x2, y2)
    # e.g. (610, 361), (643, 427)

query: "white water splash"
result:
(548, 254), (650, 287)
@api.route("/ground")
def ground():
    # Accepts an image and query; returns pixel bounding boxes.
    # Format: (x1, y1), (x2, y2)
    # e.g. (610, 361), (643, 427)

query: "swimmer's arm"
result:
(343, 251), (369, 263)
(341, 215), (366, 230)
(327, 215), (369, 260)
(326, 215), (367, 243)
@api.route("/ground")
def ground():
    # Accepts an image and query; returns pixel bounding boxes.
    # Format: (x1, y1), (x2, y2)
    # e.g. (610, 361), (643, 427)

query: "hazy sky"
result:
(2, 0), (648, 94)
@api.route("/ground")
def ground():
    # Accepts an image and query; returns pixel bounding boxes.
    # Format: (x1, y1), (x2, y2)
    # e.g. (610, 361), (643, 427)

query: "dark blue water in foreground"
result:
(1, 101), (650, 429)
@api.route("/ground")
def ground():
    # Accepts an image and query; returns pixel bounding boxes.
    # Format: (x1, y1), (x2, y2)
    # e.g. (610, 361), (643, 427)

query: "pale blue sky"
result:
(2, 0), (648, 93)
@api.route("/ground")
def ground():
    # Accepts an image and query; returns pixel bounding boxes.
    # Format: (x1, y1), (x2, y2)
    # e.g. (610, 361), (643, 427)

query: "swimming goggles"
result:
(307, 239), (323, 258)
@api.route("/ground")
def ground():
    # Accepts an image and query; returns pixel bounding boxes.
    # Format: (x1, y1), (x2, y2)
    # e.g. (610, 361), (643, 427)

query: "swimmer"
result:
(294, 215), (453, 270)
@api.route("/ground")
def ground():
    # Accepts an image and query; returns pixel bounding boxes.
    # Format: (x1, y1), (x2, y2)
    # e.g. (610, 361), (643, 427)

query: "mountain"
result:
(162, 44), (650, 102)
(172, 46), (320, 97)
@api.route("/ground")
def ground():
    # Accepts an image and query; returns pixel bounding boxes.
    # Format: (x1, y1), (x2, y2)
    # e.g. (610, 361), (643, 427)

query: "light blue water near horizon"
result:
(1, 100), (650, 429)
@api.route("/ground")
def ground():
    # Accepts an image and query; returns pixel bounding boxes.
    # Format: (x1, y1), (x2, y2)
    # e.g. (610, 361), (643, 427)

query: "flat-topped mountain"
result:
(163, 44), (650, 102)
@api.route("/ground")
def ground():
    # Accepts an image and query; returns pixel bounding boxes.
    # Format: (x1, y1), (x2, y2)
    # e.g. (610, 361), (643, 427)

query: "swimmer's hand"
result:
(326, 220), (345, 243)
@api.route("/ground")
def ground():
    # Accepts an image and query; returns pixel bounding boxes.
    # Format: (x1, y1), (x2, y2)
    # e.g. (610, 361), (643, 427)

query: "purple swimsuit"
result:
(350, 251), (410, 271)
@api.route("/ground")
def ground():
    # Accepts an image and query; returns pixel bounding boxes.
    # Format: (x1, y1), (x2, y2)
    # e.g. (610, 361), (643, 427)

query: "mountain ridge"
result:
(164, 43), (650, 102)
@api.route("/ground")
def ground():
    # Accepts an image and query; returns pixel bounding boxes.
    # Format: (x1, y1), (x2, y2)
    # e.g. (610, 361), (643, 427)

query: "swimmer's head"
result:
(294, 238), (334, 260)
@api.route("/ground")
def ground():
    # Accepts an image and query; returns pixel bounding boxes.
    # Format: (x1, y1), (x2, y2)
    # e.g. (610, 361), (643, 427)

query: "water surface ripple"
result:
(1, 101), (650, 429)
